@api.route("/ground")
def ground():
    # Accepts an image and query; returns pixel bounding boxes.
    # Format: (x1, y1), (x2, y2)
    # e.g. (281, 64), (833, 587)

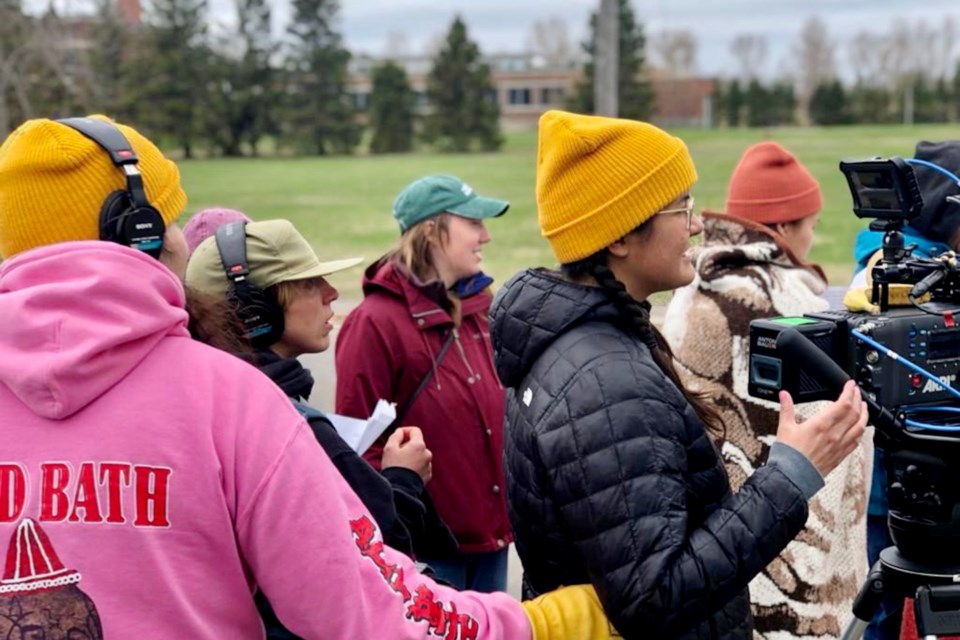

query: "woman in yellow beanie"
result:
(489, 110), (868, 640)
(662, 141), (868, 639)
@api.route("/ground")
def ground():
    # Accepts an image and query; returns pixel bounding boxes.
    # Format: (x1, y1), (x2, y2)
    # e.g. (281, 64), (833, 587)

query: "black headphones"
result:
(56, 117), (166, 259)
(214, 221), (285, 349)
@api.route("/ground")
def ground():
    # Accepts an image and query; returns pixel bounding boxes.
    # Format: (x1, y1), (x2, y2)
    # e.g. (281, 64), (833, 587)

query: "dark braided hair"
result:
(561, 246), (725, 440)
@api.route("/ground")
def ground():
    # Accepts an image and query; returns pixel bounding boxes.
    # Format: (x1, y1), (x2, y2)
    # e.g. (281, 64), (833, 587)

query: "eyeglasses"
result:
(657, 196), (696, 230)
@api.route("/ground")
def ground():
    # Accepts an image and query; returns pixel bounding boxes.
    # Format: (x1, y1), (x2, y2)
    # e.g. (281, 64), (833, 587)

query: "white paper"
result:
(327, 399), (397, 456)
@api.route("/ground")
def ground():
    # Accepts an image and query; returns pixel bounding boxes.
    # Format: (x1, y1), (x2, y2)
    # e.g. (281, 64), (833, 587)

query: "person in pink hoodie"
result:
(0, 115), (617, 640)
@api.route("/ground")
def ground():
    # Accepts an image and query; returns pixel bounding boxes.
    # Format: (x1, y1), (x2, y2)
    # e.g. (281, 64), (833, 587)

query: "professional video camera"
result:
(746, 155), (960, 638)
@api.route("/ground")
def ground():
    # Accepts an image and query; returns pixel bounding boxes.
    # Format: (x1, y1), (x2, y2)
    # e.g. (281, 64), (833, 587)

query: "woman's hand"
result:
(382, 426), (433, 484)
(775, 380), (868, 477)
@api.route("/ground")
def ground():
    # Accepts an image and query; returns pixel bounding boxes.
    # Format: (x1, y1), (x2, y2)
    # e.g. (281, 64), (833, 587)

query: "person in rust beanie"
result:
(725, 141), (823, 260)
(489, 111), (867, 639)
(662, 140), (866, 640)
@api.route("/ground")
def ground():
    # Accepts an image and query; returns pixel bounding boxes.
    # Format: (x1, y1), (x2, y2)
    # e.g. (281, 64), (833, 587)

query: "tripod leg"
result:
(841, 561), (887, 640)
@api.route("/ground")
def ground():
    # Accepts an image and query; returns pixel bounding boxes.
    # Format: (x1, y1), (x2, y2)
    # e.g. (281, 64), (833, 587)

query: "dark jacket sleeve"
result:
(382, 467), (459, 559)
(537, 364), (808, 638)
(305, 414), (415, 557)
(335, 305), (400, 469)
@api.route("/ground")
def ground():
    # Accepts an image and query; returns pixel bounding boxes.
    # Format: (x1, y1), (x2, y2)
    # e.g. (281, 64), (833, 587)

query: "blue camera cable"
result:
(851, 328), (960, 432)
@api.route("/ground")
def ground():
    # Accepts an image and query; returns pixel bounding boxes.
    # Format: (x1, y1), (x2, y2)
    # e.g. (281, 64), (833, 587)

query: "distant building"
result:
(348, 52), (717, 130)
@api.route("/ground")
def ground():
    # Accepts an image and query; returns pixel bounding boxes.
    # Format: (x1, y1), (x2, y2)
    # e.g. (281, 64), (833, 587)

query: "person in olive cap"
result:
(336, 175), (513, 592)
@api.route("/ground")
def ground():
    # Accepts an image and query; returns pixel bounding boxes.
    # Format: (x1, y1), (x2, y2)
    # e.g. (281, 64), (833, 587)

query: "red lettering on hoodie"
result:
(68, 462), (103, 523)
(0, 464), (27, 523)
(40, 462), (71, 521)
(350, 515), (479, 639)
(133, 466), (171, 527)
(99, 463), (131, 524)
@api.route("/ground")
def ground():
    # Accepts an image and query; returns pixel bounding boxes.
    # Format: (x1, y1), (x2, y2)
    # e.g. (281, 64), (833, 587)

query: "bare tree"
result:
(423, 30), (446, 57)
(650, 29), (698, 78)
(792, 16), (835, 103)
(729, 33), (768, 81)
(847, 30), (888, 87)
(526, 17), (572, 67)
(383, 30), (409, 59)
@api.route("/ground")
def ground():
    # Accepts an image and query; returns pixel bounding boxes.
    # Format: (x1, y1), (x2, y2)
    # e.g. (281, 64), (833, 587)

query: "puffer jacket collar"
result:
(490, 268), (633, 388)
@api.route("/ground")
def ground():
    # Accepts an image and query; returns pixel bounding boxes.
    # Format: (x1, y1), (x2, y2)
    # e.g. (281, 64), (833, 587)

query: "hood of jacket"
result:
(361, 257), (493, 329)
(490, 268), (624, 388)
(0, 241), (189, 419)
(693, 212), (828, 288)
(255, 349), (315, 401)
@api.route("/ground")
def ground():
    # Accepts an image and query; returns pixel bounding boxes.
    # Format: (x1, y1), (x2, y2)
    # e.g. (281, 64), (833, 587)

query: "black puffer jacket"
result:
(490, 269), (810, 640)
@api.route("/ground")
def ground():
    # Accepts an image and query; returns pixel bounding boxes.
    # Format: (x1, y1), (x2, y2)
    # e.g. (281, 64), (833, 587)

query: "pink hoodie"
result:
(0, 242), (530, 639)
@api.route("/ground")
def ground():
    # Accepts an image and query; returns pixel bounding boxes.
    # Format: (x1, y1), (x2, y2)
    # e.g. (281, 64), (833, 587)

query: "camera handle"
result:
(841, 546), (960, 640)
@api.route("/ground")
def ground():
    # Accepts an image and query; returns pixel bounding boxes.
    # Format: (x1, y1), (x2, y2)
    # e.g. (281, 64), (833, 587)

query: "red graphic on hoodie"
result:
(0, 518), (103, 639)
(407, 584), (480, 640)
(350, 515), (479, 639)
(350, 515), (411, 600)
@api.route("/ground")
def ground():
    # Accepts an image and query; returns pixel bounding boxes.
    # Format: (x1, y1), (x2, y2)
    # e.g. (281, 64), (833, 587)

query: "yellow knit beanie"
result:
(0, 115), (187, 258)
(536, 110), (698, 264)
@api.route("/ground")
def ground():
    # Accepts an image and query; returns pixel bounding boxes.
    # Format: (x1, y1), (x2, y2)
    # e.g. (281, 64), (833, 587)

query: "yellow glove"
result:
(843, 285), (929, 314)
(844, 250), (929, 313)
(843, 287), (879, 314)
(521, 584), (623, 640)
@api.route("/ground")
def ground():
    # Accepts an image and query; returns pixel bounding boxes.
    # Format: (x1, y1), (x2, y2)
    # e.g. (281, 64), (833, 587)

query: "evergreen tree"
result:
(131, 0), (209, 158)
(770, 82), (796, 126)
(369, 61), (414, 154)
(744, 79), (772, 127)
(283, 0), (358, 155)
(422, 16), (502, 152)
(89, 0), (131, 116)
(849, 84), (895, 124)
(568, 0), (653, 120)
(808, 80), (851, 125)
(0, 0), (31, 135)
(202, 0), (277, 156)
(724, 79), (743, 127)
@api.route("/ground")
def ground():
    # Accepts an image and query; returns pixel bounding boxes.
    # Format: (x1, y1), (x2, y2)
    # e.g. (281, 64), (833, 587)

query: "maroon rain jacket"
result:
(335, 259), (512, 555)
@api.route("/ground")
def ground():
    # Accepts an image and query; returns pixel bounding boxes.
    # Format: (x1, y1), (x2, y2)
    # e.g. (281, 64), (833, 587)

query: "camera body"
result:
(747, 155), (960, 563)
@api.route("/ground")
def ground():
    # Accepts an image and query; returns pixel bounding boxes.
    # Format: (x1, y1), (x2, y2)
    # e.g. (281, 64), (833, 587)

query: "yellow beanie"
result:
(0, 115), (187, 258)
(536, 110), (698, 264)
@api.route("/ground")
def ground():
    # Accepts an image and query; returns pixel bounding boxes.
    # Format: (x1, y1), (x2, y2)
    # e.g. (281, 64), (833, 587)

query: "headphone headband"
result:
(55, 117), (165, 258)
(214, 221), (285, 348)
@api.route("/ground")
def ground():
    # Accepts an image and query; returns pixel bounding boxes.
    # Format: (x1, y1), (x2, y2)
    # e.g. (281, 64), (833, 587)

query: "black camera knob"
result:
(921, 491), (942, 509)
(890, 482), (906, 505)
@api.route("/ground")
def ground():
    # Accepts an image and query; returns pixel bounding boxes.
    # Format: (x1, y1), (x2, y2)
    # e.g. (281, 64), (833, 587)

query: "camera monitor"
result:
(839, 157), (924, 221)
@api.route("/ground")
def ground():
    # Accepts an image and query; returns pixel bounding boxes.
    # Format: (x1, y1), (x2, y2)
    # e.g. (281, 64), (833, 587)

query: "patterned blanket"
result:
(663, 212), (869, 639)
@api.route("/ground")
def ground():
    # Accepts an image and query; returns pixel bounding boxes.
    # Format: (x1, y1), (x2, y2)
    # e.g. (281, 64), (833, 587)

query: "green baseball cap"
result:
(392, 175), (510, 232)
(185, 219), (363, 297)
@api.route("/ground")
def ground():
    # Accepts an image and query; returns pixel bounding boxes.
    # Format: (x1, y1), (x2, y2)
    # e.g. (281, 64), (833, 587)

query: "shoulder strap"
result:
(387, 331), (456, 435)
(291, 399), (327, 422)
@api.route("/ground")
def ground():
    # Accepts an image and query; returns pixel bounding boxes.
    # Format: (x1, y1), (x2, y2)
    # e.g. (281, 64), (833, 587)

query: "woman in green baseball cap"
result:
(336, 174), (513, 593)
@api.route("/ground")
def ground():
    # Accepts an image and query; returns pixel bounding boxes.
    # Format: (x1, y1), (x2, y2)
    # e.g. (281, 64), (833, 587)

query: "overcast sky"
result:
(37, 0), (960, 77)
(339, 0), (960, 78)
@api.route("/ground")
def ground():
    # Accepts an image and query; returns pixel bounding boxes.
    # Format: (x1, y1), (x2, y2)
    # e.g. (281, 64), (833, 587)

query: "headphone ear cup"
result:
(99, 190), (133, 244)
(226, 280), (285, 349)
(99, 190), (166, 259)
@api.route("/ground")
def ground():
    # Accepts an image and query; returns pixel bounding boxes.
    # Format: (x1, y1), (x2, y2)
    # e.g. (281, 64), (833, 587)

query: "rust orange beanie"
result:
(0, 115), (186, 258)
(536, 110), (697, 264)
(725, 141), (821, 225)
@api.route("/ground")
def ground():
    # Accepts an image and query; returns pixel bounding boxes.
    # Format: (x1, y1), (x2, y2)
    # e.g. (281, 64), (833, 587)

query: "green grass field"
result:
(178, 124), (960, 300)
